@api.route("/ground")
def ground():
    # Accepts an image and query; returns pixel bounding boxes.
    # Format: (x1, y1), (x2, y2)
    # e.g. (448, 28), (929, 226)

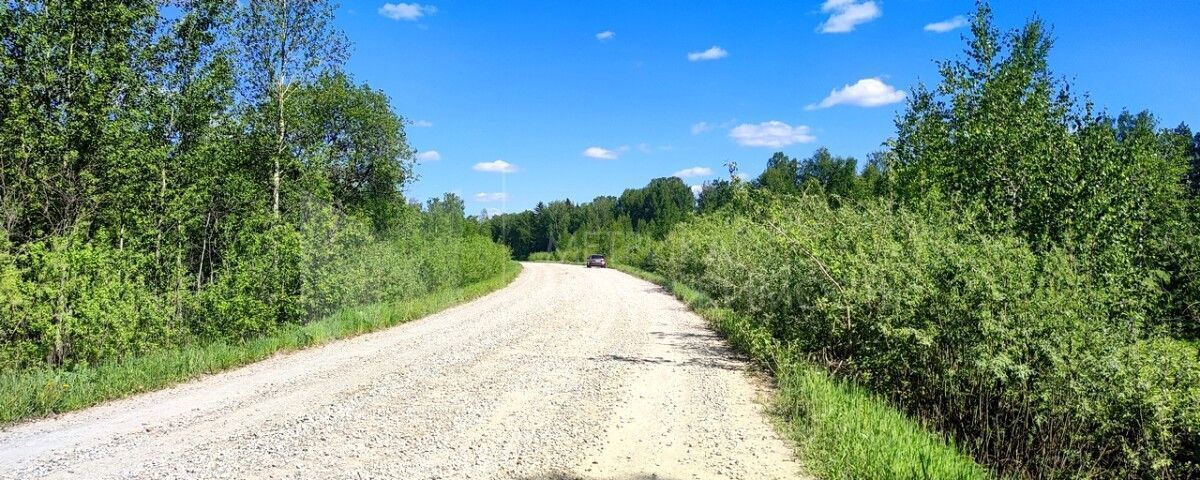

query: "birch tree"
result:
(236, 0), (346, 218)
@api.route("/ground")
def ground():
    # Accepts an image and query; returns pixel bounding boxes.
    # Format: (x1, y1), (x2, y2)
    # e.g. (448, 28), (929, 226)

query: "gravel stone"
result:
(0, 262), (805, 479)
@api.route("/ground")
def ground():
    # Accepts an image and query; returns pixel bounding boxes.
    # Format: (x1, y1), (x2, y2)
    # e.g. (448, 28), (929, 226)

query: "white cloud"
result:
(924, 15), (968, 33)
(819, 0), (881, 33)
(412, 119), (433, 128)
(583, 146), (620, 160)
(687, 46), (728, 62)
(807, 77), (907, 109)
(690, 184), (704, 196)
(729, 121), (816, 148)
(596, 30), (615, 41)
(416, 150), (441, 162)
(473, 192), (509, 202)
(472, 160), (518, 173)
(673, 166), (713, 178)
(695, 119), (739, 134)
(379, 3), (436, 21)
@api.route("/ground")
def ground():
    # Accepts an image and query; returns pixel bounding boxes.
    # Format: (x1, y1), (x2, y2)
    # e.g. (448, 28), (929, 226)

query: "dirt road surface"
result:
(0, 262), (804, 479)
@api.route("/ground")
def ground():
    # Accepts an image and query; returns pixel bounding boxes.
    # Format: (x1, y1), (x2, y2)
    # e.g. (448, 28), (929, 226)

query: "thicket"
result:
(0, 1), (509, 373)
(492, 4), (1200, 478)
(655, 195), (1199, 478)
(616, 263), (990, 480)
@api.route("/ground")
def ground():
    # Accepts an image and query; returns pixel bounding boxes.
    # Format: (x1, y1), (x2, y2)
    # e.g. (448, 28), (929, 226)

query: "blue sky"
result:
(334, 1), (1200, 214)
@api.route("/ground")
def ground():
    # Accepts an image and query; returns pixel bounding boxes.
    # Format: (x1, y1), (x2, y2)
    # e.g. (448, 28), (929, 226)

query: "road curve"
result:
(0, 262), (804, 479)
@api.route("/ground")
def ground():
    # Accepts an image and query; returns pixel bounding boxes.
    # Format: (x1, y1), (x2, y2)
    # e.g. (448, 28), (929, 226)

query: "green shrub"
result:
(0, 261), (520, 425)
(653, 194), (1200, 478)
(1, 211), (512, 374)
(616, 264), (989, 479)
(526, 251), (557, 262)
(1, 234), (178, 371)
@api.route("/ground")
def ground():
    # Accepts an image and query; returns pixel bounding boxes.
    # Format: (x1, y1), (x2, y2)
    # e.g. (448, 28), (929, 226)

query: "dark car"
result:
(586, 254), (607, 268)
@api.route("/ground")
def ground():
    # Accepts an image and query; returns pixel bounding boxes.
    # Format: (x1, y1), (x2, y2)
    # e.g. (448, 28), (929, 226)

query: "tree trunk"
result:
(272, 0), (289, 219)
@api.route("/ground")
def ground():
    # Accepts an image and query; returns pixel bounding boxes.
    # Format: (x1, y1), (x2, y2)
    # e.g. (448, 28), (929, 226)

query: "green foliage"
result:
(652, 195), (1200, 477)
(1189, 130), (1200, 194)
(526, 252), (556, 262)
(697, 179), (737, 214)
(616, 176), (695, 239)
(751, 148), (883, 207)
(0, 261), (520, 425)
(14, 235), (175, 369)
(0, 0), (161, 239)
(615, 264), (988, 480)
(890, 4), (1194, 335)
(1, 206), (511, 372)
(290, 73), (416, 228)
(797, 148), (858, 202)
(755, 152), (802, 196)
(0, 1), (512, 385)
(486, 177), (695, 259)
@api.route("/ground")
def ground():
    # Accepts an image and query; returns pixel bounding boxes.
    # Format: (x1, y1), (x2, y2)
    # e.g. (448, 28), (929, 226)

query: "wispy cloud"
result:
(416, 150), (441, 162)
(690, 184), (704, 196)
(729, 121), (816, 148)
(473, 192), (509, 202)
(412, 119), (434, 128)
(687, 46), (728, 62)
(818, 0), (881, 33)
(693, 119), (737, 135)
(807, 77), (906, 109)
(583, 146), (621, 160)
(472, 160), (518, 173)
(673, 166), (713, 178)
(596, 30), (615, 41)
(924, 15), (968, 33)
(379, 3), (437, 21)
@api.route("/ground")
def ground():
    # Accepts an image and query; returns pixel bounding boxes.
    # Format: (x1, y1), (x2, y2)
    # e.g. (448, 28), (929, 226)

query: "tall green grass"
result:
(613, 264), (989, 480)
(0, 261), (521, 426)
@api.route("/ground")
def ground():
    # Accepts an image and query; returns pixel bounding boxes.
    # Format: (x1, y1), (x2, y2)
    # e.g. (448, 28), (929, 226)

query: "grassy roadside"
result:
(0, 261), (522, 426)
(612, 263), (989, 480)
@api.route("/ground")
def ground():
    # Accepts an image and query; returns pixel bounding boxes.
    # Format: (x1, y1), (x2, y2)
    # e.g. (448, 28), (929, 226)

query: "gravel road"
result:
(0, 262), (804, 479)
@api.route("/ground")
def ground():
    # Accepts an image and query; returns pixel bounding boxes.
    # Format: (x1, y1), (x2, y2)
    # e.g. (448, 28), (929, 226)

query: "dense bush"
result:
(0, 209), (510, 372)
(891, 5), (1198, 341)
(652, 194), (1200, 478)
(1, 233), (176, 369)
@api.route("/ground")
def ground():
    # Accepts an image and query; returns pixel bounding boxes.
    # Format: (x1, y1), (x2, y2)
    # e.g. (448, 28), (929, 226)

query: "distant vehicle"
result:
(586, 254), (607, 268)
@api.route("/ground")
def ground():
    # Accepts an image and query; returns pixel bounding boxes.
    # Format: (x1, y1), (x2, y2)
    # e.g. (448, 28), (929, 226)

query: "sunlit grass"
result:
(0, 261), (521, 426)
(613, 263), (989, 480)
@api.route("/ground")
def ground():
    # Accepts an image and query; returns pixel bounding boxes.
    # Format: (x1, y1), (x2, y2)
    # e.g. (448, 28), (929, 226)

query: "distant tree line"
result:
(486, 146), (911, 261)
(484, 176), (694, 259)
